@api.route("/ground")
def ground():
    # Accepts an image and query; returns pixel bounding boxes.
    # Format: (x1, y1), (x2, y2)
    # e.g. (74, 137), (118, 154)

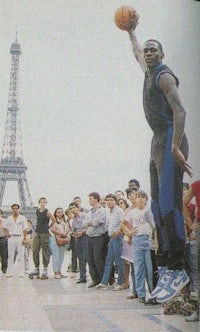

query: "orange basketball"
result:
(114, 5), (139, 31)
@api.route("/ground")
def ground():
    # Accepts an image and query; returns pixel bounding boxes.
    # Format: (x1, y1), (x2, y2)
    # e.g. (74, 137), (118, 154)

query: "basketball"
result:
(114, 5), (139, 31)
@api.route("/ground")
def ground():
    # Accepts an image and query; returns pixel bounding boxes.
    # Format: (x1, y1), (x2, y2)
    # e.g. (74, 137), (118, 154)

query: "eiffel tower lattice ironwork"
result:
(0, 35), (36, 221)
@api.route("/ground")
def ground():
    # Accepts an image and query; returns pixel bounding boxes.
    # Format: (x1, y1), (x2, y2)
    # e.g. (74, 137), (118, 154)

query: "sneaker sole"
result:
(96, 286), (108, 290)
(150, 288), (163, 299)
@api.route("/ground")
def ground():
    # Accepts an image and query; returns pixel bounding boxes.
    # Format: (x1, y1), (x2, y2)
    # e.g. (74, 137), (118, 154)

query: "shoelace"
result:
(156, 268), (166, 284)
(162, 270), (175, 288)
(158, 267), (167, 277)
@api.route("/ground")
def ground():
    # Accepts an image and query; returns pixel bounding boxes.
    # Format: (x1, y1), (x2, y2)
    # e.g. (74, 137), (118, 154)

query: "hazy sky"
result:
(0, 0), (200, 211)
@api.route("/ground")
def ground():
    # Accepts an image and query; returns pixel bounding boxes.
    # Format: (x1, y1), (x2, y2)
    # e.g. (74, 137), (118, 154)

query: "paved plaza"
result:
(0, 252), (199, 332)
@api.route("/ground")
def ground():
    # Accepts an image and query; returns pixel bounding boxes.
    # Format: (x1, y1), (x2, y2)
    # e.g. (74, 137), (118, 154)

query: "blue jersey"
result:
(143, 64), (179, 132)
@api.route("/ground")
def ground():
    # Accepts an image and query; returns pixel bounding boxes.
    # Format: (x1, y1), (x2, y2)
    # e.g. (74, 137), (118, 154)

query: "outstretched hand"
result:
(172, 147), (193, 177)
(121, 14), (139, 31)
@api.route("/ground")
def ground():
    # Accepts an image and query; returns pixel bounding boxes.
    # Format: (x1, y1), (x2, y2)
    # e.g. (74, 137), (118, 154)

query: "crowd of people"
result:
(0, 178), (199, 322)
(0, 6), (198, 330)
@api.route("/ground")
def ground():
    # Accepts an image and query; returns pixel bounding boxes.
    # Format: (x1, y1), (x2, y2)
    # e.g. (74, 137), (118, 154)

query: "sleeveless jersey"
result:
(35, 208), (49, 234)
(143, 64), (179, 132)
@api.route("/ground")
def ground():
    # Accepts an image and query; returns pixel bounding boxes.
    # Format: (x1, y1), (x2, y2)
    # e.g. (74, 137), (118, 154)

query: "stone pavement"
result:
(0, 252), (199, 332)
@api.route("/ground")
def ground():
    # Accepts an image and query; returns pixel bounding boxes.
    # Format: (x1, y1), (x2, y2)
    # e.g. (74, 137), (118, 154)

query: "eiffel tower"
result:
(0, 34), (36, 222)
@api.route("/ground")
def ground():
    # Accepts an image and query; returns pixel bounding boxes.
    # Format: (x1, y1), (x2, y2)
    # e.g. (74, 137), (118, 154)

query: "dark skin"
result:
(123, 22), (192, 177)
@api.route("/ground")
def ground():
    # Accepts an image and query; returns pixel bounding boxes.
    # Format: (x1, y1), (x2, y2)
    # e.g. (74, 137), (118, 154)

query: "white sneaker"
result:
(185, 311), (199, 322)
(156, 269), (190, 303)
(96, 283), (108, 289)
(112, 284), (124, 291)
(6, 274), (13, 278)
(150, 266), (167, 298)
(190, 291), (199, 300)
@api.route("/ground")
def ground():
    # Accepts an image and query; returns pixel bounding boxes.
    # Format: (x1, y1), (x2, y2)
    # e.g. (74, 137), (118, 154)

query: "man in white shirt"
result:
(5, 204), (28, 277)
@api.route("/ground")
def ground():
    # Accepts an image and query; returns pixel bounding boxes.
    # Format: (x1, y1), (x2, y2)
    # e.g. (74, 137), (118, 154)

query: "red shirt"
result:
(187, 202), (196, 221)
(191, 180), (200, 222)
(186, 202), (196, 235)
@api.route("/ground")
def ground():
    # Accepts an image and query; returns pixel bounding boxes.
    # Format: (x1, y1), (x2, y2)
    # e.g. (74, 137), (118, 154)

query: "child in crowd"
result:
(117, 198), (131, 288)
(124, 190), (155, 303)
(24, 220), (34, 273)
(65, 208), (78, 275)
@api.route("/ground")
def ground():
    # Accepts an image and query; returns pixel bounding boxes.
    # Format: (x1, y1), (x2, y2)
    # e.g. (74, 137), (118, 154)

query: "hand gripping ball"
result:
(114, 5), (139, 31)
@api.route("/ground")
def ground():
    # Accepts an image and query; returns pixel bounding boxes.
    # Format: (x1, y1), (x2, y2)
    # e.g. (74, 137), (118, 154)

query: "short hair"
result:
(136, 190), (148, 200)
(11, 203), (20, 209)
(69, 202), (79, 208)
(73, 196), (81, 201)
(65, 208), (71, 215)
(105, 193), (117, 202)
(88, 192), (100, 202)
(128, 179), (140, 189)
(114, 190), (124, 195)
(144, 39), (163, 53)
(38, 197), (47, 203)
(125, 187), (137, 197)
(117, 198), (129, 208)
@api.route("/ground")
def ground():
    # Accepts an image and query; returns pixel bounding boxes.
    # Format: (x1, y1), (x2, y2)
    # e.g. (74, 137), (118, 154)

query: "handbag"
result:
(56, 236), (70, 246)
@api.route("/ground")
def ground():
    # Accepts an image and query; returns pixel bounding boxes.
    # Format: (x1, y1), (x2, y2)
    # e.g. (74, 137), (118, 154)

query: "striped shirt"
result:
(83, 205), (107, 237)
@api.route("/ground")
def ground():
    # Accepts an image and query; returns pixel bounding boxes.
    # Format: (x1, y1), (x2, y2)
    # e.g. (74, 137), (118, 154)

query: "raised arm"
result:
(127, 29), (146, 72)
(159, 73), (192, 177)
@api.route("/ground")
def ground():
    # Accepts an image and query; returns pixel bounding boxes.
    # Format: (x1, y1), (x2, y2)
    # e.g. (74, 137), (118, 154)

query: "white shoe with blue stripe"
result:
(150, 266), (167, 298)
(156, 269), (190, 303)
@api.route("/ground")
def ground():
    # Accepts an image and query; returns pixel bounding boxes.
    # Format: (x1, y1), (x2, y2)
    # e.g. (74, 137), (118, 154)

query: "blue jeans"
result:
(51, 237), (65, 273)
(24, 244), (31, 270)
(189, 240), (198, 292)
(75, 234), (89, 281)
(102, 235), (124, 285)
(132, 235), (153, 298)
(130, 263), (137, 295)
